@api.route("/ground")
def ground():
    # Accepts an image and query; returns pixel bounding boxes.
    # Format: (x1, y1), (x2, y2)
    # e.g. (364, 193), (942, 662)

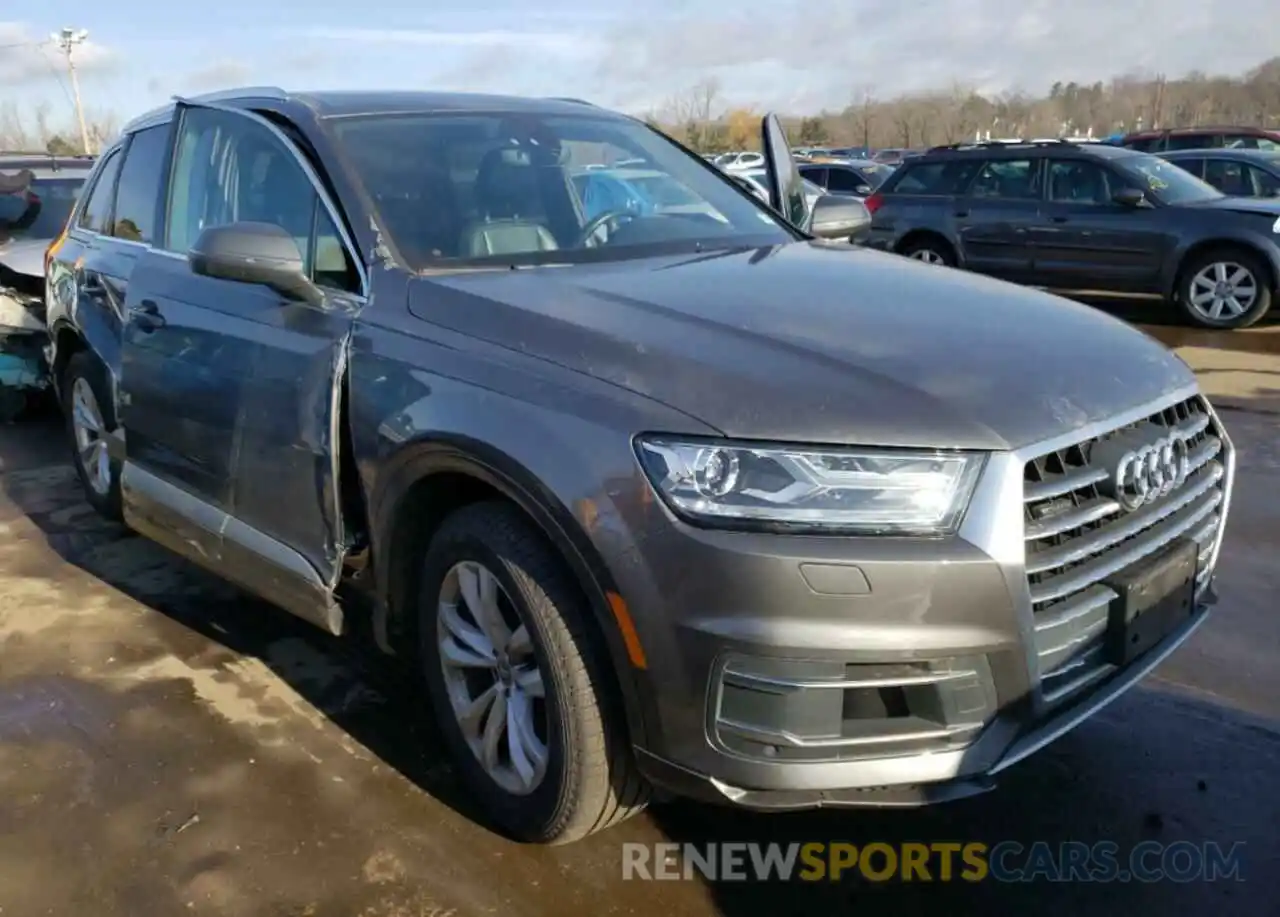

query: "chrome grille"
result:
(1021, 395), (1226, 702)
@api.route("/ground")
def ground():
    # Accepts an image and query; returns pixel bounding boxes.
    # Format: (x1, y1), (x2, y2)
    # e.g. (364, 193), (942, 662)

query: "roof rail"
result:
(187, 86), (289, 103)
(926, 139), (1083, 153)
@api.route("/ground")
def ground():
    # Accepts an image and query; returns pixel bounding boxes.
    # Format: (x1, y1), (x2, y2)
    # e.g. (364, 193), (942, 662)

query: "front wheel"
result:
(62, 351), (122, 521)
(1176, 248), (1273, 329)
(416, 501), (649, 844)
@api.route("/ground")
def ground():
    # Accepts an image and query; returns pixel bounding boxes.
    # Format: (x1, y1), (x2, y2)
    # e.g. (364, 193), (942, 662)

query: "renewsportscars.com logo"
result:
(622, 841), (1245, 883)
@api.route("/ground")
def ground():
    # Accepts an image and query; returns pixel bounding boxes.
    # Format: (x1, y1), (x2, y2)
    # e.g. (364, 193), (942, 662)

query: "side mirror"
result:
(1112, 187), (1147, 208)
(855, 184), (873, 195)
(189, 222), (323, 306)
(807, 194), (871, 240)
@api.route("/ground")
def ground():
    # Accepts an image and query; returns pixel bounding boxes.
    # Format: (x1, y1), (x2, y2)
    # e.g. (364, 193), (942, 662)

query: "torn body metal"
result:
(0, 239), (53, 421)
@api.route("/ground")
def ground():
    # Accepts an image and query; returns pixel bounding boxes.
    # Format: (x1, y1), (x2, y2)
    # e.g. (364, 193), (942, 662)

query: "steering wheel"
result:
(576, 209), (636, 248)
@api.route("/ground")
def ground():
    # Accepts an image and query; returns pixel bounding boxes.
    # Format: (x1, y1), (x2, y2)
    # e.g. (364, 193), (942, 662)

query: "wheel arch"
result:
(1166, 237), (1280, 301)
(368, 434), (653, 749)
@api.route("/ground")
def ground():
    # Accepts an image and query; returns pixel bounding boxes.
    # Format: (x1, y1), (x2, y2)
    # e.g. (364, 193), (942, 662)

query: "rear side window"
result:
(1203, 159), (1252, 196)
(970, 159), (1039, 199)
(825, 167), (866, 193)
(886, 160), (978, 195)
(76, 149), (122, 234)
(798, 165), (827, 187)
(0, 173), (84, 242)
(1165, 133), (1219, 151)
(1122, 138), (1157, 152)
(112, 125), (171, 244)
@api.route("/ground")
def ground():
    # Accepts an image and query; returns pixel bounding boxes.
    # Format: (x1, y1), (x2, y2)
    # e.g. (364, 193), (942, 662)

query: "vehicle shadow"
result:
(640, 675), (1276, 916)
(2, 419), (1276, 917)
(0, 421), (495, 835)
(1064, 292), (1280, 354)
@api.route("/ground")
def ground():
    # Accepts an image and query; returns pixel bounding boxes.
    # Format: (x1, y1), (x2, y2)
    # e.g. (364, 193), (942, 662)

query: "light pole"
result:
(51, 27), (91, 154)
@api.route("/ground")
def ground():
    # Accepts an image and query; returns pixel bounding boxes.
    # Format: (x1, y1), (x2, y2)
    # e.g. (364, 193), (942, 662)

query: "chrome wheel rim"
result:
(71, 377), (110, 496)
(910, 249), (946, 265)
(1188, 262), (1258, 321)
(437, 560), (548, 795)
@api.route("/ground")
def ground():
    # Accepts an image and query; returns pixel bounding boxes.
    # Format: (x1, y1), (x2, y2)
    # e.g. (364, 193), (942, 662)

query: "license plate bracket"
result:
(1103, 537), (1198, 666)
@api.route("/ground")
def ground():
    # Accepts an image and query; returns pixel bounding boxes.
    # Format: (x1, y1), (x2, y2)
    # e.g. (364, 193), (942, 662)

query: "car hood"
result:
(1183, 195), (1280, 218)
(406, 242), (1194, 451)
(0, 238), (49, 279)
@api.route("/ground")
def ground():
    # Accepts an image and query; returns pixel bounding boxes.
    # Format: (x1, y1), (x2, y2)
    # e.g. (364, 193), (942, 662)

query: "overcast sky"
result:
(3, 0), (1278, 133)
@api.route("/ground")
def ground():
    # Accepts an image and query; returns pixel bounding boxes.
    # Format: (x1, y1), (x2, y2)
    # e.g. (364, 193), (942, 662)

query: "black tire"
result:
(62, 350), (122, 521)
(1175, 247), (1273, 329)
(417, 501), (649, 844)
(898, 235), (957, 267)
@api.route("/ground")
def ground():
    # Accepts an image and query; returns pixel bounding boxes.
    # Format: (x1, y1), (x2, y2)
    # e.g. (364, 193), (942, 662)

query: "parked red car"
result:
(1120, 125), (1280, 152)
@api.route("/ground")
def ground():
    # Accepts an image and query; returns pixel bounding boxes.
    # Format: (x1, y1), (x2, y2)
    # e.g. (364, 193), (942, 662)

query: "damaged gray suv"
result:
(45, 88), (1233, 844)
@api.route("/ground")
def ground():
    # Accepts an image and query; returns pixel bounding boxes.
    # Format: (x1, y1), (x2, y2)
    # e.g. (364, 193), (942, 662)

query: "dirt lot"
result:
(1, 304), (1277, 917)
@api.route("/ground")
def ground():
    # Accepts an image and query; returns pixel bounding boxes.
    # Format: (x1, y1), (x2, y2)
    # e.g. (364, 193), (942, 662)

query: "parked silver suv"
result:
(45, 88), (1232, 844)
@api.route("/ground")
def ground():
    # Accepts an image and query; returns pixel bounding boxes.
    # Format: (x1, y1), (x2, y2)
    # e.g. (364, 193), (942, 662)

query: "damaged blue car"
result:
(0, 154), (94, 419)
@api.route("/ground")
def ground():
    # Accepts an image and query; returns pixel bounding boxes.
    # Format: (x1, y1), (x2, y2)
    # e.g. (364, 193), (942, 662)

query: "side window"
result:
(1165, 133), (1212, 151)
(1203, 159), (1251, 196)
(1245, 165), (1280, 198)
(969, 159), (1038, 199)
(1046, 160), (1114, 204)
(799, 166), (828, 188)
(1222, 135), (1258, 149)
(164, 107), (359, 293)
(112, 125), (170, 244)
(1257, 138), (1280, 152)
(825, 168), (865, 193)
(888, 160), (978, 195)
(312, 207), (361, 292)
(1171, 158), (1205, 179)
(76, 149), (122, 234)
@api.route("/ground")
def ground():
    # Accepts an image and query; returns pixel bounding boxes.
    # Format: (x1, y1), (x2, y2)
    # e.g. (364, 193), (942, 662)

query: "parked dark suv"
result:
(46, 89), (1233, 844)
(864, 140), (1280, 328)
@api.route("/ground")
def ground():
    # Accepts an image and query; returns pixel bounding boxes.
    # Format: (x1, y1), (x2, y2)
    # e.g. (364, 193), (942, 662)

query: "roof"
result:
(1124, 125), (1280, 139)
(916, 141), (1140, 161)
(122, 87), (623, 134)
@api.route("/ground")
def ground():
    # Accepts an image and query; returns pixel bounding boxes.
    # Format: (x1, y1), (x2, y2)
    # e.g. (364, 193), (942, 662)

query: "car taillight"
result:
(864, 192), (884, 215)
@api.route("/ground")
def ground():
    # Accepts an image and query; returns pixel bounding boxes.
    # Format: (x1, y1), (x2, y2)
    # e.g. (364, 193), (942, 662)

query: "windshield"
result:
(1116, 153), (1224, 205)
(0, 175), (84, 243)
(330, 112), (792, 268)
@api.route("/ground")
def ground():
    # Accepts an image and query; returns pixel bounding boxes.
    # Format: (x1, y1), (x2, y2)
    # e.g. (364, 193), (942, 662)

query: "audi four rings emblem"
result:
(1113, 432), (1192, 511)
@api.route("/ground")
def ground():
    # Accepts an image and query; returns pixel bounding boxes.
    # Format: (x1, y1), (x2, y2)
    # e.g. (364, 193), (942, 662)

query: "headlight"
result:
(635, 437), (986, 534)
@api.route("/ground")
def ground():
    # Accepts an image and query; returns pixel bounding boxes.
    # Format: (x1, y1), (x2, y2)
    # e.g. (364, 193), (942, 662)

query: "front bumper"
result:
(610, 385), (1232, 808)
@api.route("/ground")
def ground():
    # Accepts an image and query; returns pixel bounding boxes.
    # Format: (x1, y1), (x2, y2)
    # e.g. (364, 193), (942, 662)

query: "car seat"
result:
(458, 147), (558, 257)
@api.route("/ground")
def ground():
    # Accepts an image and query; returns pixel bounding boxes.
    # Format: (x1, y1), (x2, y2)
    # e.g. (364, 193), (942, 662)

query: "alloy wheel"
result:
(71, 376), (111, 496)
(910, 249), (946, 265)
(436, 560), (549, 795)
(1187, 261), (1258, 321)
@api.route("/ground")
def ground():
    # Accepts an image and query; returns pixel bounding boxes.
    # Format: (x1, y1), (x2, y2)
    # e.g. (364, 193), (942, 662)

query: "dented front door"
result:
(122, 100), (366, 620)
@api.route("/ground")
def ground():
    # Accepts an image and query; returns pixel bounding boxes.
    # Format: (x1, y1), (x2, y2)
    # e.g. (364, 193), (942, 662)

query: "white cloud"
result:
(0, 21), (117, 86)
(300, 26), (594, 54)
(591, 0), (1276, 110)
(183, 60), (253, 91)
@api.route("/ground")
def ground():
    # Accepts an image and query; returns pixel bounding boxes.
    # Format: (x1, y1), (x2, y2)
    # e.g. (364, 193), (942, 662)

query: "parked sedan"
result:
(1160, 148), (1280, 199)
(800, 159), (894, 197)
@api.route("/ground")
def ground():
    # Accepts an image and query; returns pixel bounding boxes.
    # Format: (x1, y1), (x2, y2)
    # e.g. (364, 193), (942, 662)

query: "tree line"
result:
(0, 101), (118, 156)
(645, 58), (1280, 152)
